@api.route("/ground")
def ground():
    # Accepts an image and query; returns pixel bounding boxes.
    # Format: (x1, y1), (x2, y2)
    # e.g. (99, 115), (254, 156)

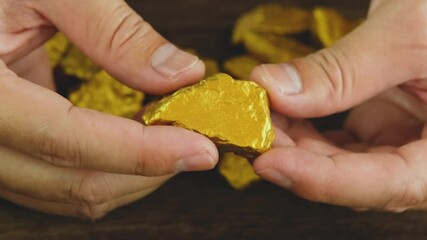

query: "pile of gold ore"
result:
(45, 4), (361, 190)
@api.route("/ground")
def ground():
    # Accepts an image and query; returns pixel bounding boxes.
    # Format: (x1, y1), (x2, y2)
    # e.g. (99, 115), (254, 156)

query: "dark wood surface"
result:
(3, 0), (427, 239)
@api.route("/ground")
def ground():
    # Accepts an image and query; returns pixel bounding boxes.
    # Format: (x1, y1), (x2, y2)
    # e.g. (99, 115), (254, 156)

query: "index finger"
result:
(0, 69), (218, 176)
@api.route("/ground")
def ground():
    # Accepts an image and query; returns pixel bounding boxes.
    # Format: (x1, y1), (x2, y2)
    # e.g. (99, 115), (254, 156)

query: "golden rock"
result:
(243, 31), (315, 63)
(219, 152), (261, 190)
(224, 55), (261, 80)
(45, 32), (70, 68)
(69, 70), (144, 118)
(143, 73), (274, 159)
(311, 7), (362, 47)
(232, 11), (258, 45)
(252, 4), (311, 35)
(61, 46), (101, 81)
(232, 4), (311, 44)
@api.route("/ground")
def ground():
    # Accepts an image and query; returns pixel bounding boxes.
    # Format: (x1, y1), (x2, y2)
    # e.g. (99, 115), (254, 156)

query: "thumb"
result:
(34, 0), (204, 94)
(250, 1), (427, 118)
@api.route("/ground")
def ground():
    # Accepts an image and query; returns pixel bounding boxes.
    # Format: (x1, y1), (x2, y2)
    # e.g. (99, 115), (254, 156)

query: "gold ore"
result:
(142, 73), (274, 159)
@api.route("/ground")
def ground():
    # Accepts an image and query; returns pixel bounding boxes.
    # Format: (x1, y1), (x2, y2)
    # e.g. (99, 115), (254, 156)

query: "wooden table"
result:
(2, 0), (427, 239)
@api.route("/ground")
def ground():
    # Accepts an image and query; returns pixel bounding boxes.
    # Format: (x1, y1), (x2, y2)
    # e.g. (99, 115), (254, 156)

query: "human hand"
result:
(250, 0), (427, 212)
(0, 0), (218, 219)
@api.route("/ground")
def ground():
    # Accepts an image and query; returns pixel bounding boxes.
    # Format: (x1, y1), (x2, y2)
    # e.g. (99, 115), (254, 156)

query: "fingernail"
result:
(256, 168), (292, 188)
(259, 64), (302, 95)
(151, 43), (200, 80)
(175, 151), (215, 172)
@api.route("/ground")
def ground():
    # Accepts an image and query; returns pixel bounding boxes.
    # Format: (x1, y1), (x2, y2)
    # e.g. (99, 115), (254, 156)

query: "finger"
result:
(270, 112), (295, 148)
(345, 88), (425, 146)
(8, 46), (55, 90)
(368, 0), (386, 16)
(322, 130), (357, 146)
(0, 72), (218, 176)
(0, 25), (56, 65)
(31, 0), (205, 94)
(271, 113), (345, 156)
(250, 1), (427, 117)
(0, 187), (158, 219)
(254, 140), (427, 211)
(0, 145), (172, 204)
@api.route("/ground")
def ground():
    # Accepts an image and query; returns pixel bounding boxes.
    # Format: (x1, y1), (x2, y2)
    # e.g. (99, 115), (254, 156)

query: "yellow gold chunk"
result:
(243, 32), (315, 63)
(224, 55), (261, 80)
(219, 152), (261, 190)
(69, 70), (144, 118)
(232, 11), (258, 45)
(143, 73), (274, 159)
(61, 46), (101, 81)
(45, 32), (70, 68)
(253, 4), (311, 35)
(312, 7), (362, 47)
(232, 4), (311, 44)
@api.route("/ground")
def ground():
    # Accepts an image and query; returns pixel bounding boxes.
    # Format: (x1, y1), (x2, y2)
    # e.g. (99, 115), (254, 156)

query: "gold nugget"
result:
(224, 55), (261, 80)
(61, 46), (101, 81)
(219, 152), (261, 190)
(311, 7), (361, 47)
(45, 32), (70, 68)
(143, 73), (274, 159)
(243, 32), (315, 63)
(69, 70), (144, 118)
(232, 4), (311, 44)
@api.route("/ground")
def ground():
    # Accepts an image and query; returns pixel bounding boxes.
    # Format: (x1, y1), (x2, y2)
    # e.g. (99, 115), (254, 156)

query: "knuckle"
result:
(77, 203), (111, 220)
(308, 48), (355, 112)
(38, 106), (84, 167)
(68, 172), (114, 206)
(379, 151), (427, 211)
(133, 125), (168, 176)
(88, 3), (155, 59)
(382, 177), (427, 212)
(71, 173), (114, 220)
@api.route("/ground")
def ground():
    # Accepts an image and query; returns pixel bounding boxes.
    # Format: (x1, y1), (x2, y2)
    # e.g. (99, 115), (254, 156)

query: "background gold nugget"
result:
(224, 55), (261, 80)
(219, 152), (262, 190)
(143, 73), (274, 159)
(69, 70), (144, 118)
(242, 32), (315, 63)
(311, 7), (362, 47)
(232, 4), (312, 44)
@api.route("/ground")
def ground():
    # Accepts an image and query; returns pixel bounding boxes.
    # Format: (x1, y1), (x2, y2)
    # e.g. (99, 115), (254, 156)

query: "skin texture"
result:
(251, 0), (427, 212)
(0, 0), (218, 219)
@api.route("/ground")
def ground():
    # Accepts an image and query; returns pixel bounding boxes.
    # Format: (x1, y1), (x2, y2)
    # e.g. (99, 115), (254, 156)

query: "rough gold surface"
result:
(232, 4), (311, 44)
(311, 7), (361, 47)
(61, 46), (101, 81)
(219, 152), (261, 190)
(243, 32), (315, 63)
(45, 32), (70, 68)
(253, 4), (311, 34)
(143, 73), (274, 158)
(69, 70), (144, 118)
(224, 55), (261, 80)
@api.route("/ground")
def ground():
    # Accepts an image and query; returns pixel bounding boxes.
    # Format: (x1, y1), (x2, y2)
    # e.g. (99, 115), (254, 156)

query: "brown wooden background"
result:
(3, 0), (427, 239)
